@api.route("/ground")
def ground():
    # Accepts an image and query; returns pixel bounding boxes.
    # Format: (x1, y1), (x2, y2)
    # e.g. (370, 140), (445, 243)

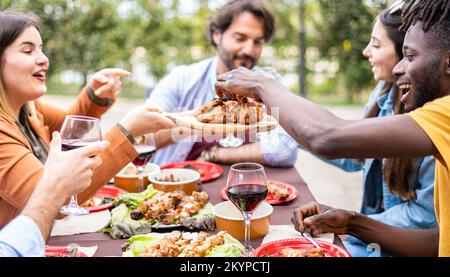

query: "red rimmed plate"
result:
(253, 238), (351, 257)
(44, 246), (87, 257)
(220, 180), (298, 205)
(161, 161), (223, 183)
(82, 185), (125, 212)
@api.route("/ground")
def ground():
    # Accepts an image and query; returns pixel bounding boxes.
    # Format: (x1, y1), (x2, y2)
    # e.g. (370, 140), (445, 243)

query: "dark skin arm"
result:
(216, 68), (437, 159)
(292, 202), (439, 257)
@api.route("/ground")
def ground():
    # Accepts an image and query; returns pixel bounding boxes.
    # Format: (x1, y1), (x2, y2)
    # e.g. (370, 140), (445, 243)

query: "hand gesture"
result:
(89, 68), (130, 99)
(42, 132), (109, 199)
(119, 105), (175, 137)
(216, 67), (281, 101)
(291, 202), (357, 236)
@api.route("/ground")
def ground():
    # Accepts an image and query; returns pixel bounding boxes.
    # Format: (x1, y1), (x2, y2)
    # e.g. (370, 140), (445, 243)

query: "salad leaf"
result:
(114, 185), (158, 210)
(122, 234), (161, 257)
(181, 203), (216, 231)
(205, 233), (245, 257)
(108, 204), (153, 239)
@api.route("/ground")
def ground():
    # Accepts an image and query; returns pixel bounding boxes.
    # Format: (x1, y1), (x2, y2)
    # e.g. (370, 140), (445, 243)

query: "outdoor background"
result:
(1, 0), (399, 211)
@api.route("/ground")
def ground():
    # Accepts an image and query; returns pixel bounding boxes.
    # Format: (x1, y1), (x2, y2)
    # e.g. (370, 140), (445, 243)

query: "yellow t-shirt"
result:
(409, 95), (450, 257)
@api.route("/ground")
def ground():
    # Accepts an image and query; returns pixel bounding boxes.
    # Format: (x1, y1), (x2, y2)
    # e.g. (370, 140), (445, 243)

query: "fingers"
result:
(78, 141), (110, 157)
(88, 155), (103, 170)
(49, 131), (62, 153)
(144, 105), (163, 113)
(151, 112), (176, 130)
(95, 77), (121, 96)
(98, 68), (130, 78)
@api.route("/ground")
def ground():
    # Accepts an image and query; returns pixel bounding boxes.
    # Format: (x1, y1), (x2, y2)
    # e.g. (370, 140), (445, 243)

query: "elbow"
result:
(308, 134), (342, 160)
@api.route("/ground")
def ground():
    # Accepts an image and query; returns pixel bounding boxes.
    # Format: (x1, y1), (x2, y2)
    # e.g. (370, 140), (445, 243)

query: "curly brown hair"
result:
(207, 0), (275, 48)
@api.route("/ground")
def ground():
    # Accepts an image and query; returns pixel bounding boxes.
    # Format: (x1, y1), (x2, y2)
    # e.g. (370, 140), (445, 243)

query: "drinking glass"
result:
(59, 115), (102, 216)
(226, 162), (268, 256)
(132, 134), (156, 192)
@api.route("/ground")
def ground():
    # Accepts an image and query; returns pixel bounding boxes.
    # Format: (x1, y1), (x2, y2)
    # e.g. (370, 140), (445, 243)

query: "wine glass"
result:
(59, 115), (102, 216)
(132, 134), (156, 192)
(226, 162), (268, 256)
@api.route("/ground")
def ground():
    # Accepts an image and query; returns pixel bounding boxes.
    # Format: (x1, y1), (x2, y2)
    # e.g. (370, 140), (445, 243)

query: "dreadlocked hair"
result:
(401, 0), (450, 32)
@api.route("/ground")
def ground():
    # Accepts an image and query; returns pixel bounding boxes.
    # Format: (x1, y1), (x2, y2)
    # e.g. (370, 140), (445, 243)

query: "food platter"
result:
(253, 238), (351, 257)
(44, 246), (87, 257)
(220, 180), (298, 205)
(168, 110), (278, 135)
(161, 161), (223, 183)
(82, 185), (126, 212)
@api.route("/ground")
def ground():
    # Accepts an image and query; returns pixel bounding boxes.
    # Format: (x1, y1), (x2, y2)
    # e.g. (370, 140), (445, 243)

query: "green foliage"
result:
(311, 0), (386, 102)
(1, 0), (390, 103)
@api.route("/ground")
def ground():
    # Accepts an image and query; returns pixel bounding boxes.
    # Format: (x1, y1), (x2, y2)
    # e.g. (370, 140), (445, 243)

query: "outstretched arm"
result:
(216, 68), (436, 159)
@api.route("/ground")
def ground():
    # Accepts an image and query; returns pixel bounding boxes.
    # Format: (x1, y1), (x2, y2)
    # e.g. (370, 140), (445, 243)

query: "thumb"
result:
(304, 213), (328, 227)
(49, 131), (62, 153)
(91, 73), (109, 90)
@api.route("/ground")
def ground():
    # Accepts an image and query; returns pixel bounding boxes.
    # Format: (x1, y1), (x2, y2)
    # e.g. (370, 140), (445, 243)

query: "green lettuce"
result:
(124, 232), (244, 257)
(114, 185), (158, 210)
(122, 234), (160, 257)
(205, 233), (245, 257)
(108, 204), (153, 239)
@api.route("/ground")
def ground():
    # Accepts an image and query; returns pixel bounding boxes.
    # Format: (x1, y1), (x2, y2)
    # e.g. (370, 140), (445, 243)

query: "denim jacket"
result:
(325, 81), (437, 229)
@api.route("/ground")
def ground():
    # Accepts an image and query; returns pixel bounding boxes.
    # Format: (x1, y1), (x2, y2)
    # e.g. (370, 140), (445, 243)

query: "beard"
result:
(405, 70), (442, 113)
(216, 42), (257, 71)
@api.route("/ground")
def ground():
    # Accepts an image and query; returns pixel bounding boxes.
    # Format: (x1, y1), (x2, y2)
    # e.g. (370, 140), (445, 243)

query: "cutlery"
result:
(301, 232), (321, 249)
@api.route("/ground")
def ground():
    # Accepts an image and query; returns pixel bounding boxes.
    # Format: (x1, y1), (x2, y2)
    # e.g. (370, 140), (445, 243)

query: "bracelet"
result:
(87, 86), (113, 107)
(115, 122), (136, 144)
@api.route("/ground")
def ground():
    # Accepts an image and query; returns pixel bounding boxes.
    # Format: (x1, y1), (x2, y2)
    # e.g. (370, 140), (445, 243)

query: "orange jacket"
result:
(0, 88), (137, 227)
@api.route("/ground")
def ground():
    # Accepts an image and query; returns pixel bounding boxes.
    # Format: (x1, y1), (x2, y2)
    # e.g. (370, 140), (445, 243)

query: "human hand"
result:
(89, 68), (130, 99)
(216, 67), (281, 101)
(291, 202), (357, 236)
(119, 105), (175, 138)
(42, 132), (109, 200)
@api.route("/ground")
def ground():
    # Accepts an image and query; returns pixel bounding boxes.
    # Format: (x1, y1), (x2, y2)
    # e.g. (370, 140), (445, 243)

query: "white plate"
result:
(168, 110), (278, 136)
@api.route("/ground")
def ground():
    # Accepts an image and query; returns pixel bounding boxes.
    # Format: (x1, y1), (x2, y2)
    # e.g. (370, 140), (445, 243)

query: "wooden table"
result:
(48, 165), (344, 256)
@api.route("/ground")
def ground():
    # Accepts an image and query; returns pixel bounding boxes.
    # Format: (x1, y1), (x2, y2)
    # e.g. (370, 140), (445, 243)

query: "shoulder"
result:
(166, 58), (214, 78)
(409, 96), (450, 125)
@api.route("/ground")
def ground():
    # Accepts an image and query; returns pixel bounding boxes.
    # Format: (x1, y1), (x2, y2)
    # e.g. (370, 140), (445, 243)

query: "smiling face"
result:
(1, 26), (49, 113)
(393, 21), (449, 112)
(214, 11), (265, 75)
(362, 19), (400, 82)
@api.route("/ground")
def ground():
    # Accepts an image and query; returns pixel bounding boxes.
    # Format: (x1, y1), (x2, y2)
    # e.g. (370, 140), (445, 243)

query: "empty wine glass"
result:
(132, 134), (156, 192)
(59, 115), (102, 216)
(226, 163), (268, 256)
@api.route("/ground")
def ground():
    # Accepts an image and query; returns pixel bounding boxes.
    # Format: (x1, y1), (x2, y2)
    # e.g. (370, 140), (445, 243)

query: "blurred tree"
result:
(1, 0), (135, 85)
(312, 0), (386, 102)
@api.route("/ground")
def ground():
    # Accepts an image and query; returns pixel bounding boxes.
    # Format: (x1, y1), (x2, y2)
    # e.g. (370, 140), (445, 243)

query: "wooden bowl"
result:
(114, 163), (160, 192)
(148, 168), (201, 195)
(213, 201), (273, 240)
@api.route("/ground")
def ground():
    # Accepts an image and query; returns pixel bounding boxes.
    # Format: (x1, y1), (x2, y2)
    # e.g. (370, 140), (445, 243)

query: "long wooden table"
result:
(48, 165), (344, 256)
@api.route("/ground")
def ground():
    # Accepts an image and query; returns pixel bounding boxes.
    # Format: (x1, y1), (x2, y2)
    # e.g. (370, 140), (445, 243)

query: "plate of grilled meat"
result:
(168, 96), (278, 135)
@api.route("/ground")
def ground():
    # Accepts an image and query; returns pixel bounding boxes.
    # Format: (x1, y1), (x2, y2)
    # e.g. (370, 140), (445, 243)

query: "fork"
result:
(301, 232), (321, 249)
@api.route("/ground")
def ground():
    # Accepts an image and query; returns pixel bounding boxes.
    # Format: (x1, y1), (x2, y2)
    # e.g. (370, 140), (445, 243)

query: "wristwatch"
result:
(87, 86), (113, 107)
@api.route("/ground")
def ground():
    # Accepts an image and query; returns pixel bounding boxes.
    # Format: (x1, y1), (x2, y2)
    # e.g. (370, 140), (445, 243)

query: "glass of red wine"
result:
(132, 134), (156, 192)
(59, 115), (102, 216)
(226, 162), (268, 256)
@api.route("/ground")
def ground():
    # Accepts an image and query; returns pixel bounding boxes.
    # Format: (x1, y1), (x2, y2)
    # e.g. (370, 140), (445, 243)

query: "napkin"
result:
(78, 246), (98, 257)
(262, 225), (334, 245)
(50, 210), (111, 236)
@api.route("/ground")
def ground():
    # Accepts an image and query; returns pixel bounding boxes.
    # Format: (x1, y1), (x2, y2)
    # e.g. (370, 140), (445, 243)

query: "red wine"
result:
(61, 140), (99, 151)
(227, 184), (268, 213)
(132, 145), (156, 167)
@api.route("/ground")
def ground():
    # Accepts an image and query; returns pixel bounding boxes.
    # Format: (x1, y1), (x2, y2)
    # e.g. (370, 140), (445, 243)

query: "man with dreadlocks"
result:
(215, 0), (450, 256)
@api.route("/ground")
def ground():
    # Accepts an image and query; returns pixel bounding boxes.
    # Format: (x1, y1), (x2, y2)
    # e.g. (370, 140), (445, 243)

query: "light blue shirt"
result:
(146, 57), (298, 167)
(0, 215), (45, 257)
